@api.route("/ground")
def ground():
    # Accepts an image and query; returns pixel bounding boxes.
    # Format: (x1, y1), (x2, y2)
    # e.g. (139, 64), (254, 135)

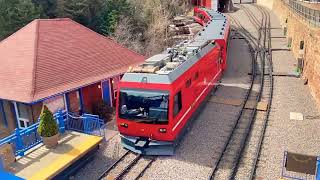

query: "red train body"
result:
(116, 8), (230, 155)
(194, 7), (212, 25)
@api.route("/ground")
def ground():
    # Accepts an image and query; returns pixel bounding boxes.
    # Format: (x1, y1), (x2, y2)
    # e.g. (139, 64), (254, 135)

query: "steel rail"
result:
(227, 10), (266, 179)
(97, 150), (130, 179)
(248, 5), (274, 180)
(98, 150), (156, 180)
(238, 4), (261, 30)
(229, 4), (268, 179)
(115, 154), (142, 180)
(208, 11), (263, 179)
(134, 157), (156, 180)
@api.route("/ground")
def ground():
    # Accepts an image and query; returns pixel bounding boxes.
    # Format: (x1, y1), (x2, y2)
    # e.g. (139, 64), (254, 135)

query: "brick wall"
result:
(272, 0), (320, 108)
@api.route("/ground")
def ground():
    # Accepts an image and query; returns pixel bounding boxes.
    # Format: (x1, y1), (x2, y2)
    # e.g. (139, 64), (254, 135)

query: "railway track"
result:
(208, 15), (263, 180)
(208, 4), (274, 180)
(98, 151), (155, 180)
(231, 4), (274, 180)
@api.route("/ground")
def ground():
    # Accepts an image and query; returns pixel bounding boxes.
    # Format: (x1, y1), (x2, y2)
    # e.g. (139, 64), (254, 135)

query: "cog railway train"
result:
(116, 7), (230, 155)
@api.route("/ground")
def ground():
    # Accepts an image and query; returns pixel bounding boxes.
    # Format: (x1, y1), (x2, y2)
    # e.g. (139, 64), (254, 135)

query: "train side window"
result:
(173, 91), (182, 117)
(194, 72), (199, 80)
(185, 79), (191, 88)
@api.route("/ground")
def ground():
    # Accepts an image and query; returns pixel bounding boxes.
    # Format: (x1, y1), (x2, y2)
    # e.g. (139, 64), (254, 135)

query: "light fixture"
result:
(120, 123), (128, 128)
(159, 128), (167, 133)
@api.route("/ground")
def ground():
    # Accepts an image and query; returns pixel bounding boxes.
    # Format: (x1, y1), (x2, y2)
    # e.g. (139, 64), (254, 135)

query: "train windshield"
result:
(119, 89), (169, 124)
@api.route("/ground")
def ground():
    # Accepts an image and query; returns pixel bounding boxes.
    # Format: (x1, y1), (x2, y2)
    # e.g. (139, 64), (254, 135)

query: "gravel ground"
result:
(254, 7), (320, 180)
(142, 103), (242, 180)
(255, 77), (320, 179)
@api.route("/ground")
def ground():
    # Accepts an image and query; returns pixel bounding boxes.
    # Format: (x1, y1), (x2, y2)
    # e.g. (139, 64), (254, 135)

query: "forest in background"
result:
(0, 0), (192, 55)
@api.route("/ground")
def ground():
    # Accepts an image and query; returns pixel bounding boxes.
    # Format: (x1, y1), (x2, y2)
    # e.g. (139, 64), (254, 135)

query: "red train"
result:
(194, 7), (212, 26)
(116, 8), (230, 155)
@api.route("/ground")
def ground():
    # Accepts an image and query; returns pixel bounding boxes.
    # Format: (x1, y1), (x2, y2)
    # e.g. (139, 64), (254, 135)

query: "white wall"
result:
(257, 0), (274, 10)
(212, 0), (218, 11)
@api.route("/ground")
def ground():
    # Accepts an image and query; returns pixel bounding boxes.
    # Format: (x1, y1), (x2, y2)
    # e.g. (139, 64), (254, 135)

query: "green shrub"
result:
(37, 105), (59, 137)
(92, 101), (115, 123)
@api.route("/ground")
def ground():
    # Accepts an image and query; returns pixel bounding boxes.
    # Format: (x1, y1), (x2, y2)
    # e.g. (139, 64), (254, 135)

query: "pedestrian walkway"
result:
(10, 131), (103, 180)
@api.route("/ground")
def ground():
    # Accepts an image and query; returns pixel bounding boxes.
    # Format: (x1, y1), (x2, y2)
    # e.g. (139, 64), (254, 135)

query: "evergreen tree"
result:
(37, 105), (58, 137)
(56, 0), (131, 35)
(57, 0), (103, 30)
(96, 0), (131, 36)
(0, 0), (41, 40)
(32, 0), (58, 18)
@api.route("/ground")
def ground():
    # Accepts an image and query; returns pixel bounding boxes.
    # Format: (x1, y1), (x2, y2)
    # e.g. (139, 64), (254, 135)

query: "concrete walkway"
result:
(11, 131), (103, 179)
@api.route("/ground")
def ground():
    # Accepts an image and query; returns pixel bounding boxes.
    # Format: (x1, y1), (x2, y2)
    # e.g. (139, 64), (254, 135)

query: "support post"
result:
(83, 116), (89, 134)
(78, 89), (84, 114)
(0, 156), (4, 171)
(15, 128), (24, 156)
(57, 110), (65, 134)
(316, 157), (320, 180)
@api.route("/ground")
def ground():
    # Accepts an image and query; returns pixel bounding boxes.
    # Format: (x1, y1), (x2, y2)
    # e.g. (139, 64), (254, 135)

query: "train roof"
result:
(122, 10), (228, 85)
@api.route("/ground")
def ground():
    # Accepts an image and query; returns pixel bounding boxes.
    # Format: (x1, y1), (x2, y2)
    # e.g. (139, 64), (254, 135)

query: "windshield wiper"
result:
(135, 119), (153, 123)
(144, 95), (165, 101)
(148, 116), (159, 124)
(134, 116), (159, 124)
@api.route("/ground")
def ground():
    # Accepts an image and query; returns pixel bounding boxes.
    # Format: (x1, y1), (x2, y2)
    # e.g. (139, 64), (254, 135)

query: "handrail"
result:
(0, 110), (105, 158)
(283, 0), (320, 27)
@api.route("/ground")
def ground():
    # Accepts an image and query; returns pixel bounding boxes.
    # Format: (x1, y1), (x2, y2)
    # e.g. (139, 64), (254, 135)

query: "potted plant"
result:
(37, 105), (59, 148)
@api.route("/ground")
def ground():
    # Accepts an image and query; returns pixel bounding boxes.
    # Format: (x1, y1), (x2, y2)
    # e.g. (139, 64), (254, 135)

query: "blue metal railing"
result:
(0, 110), (105, 157)
(65, 113), (105, 137)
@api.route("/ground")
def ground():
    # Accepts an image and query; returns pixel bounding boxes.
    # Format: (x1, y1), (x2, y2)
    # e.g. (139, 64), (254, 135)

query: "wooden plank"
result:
(245, 101), (268, 111)
(208, 97), (243, 106)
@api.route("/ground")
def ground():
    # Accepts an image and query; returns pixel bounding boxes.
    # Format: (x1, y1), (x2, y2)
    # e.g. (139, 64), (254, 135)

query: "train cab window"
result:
(119, 89), (169, 124)
(173, 91), (182, 117)
(185, 79), (191, 88)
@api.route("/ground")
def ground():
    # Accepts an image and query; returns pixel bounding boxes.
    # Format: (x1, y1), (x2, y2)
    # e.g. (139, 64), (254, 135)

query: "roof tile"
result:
(0, 18), (144, 103)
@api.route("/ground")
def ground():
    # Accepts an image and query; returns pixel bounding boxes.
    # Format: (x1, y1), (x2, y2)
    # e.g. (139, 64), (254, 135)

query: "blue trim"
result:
(0, 100), (8, 127)
(102, 80), (111, 106)
(27, 73), (124, 105)
(78, 89), (84, 113)
(0, 171), (25, 180)
(12, 103), (19, 129)
(317, 157), (320, 180)
(0, 73), (125, 105)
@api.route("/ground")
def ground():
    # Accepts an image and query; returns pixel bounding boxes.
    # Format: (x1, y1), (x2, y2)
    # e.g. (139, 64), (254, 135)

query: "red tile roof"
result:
(0, 18), (145, 103)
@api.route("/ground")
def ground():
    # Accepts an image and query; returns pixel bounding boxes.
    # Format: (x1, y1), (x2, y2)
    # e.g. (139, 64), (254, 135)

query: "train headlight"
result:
(159, 128), (167, 133)
(120, 123), (128, 128)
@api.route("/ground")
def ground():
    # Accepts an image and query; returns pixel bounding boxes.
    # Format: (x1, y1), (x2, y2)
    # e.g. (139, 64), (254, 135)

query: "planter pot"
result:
(42, 133), (59, 148)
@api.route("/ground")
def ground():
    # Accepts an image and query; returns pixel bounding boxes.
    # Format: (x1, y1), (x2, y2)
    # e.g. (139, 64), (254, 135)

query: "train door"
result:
(110, 76), (120, 107)
(218, 47), (223, 71)
(193, 71), (201, 99)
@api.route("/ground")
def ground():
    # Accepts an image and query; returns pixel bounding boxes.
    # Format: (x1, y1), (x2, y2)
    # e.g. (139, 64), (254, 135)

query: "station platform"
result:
(8, 131), (103, 180)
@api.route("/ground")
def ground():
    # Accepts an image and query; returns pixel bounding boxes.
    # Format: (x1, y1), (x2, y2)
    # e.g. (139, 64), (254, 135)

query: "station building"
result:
(0, 18), (144, 138)
(191, 0), (234, 12)
(192, 0), (219, 11)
